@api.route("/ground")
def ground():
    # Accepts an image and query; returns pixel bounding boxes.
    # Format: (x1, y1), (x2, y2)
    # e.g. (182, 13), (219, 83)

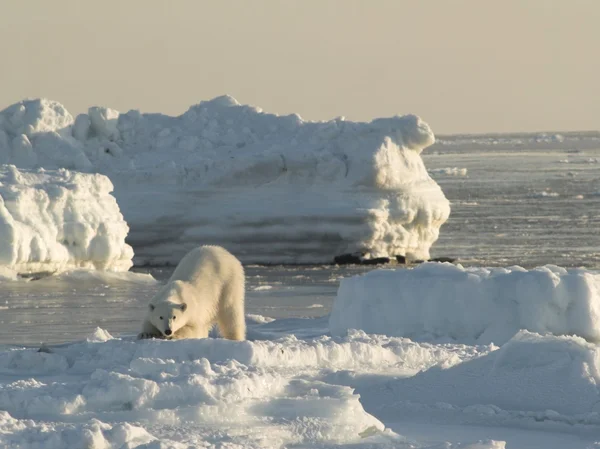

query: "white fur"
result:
(138, 246), (245, 341)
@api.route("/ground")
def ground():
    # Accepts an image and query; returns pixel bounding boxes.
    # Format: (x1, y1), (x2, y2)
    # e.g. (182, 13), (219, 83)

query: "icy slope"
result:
(0, 97), (450, 264)
(0, 165), (133, 275)
(330, 263), (600, 344)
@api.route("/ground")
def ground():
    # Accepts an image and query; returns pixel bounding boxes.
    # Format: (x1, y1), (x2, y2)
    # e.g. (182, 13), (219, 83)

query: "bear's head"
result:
(148, 280), (191, 338)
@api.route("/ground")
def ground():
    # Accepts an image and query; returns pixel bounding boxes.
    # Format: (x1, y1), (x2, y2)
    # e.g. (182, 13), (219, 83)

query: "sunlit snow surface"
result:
(0, 166), (133, 276)
(1, 265), (600, 448)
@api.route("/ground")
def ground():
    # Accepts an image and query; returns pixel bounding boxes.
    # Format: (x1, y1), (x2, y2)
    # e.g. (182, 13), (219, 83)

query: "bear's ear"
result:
(180, 303), (187, 312)
(149, 304), (155, 311)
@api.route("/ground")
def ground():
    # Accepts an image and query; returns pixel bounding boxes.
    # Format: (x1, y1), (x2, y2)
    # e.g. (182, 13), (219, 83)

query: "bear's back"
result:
(169, 245), (243, 289)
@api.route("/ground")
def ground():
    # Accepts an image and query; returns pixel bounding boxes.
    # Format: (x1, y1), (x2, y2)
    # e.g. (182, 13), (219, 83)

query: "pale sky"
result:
(0, 1), (598, 134)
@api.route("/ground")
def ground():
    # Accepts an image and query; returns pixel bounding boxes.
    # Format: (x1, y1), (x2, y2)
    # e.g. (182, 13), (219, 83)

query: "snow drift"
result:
(3, 323), (593, 447)
(0, 332), (407, 448)
(329, 263), (600, 344)
(0, 165), (133, 275)
(0, 97), (450, 264)
(388, 330), (600, 417)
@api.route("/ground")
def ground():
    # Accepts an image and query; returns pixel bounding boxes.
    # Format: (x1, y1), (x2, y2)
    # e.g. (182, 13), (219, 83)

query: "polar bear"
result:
(138, 245), (245, 341)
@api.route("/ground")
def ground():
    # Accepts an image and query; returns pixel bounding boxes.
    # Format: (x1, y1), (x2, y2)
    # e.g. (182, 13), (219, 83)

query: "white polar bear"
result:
(138, 245), (245, 341)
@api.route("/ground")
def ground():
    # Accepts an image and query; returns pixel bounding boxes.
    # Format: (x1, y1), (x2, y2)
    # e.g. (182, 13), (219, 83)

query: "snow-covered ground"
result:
(0, 97), (450, 265)
(0, 320), (497, 449)
(1, 264), (600, 448)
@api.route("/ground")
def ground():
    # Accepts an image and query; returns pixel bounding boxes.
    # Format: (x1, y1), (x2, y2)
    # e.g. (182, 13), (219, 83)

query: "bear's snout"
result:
(164, 329), (172, 336)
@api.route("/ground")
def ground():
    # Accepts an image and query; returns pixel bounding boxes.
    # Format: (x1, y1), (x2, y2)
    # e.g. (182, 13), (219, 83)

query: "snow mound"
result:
(7, 324), (581, 448)
(390, 331), (600, 418)
(329, 263), (600, 344)
(0, 96), (450, 264)
(0, 413), (157, 449)
(0, 165), (133, 276)
(1, 332), (467, 448)
(86, 327), (114, 342)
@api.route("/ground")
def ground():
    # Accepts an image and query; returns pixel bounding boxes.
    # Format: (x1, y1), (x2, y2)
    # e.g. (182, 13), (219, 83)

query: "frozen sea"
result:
(425, 145), (600, 269)
(1, 144), (600, 448)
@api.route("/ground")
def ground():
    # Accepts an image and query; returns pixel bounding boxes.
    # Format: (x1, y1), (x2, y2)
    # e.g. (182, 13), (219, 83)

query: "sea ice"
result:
(0, 96), (450, 264)
(0, 165), (133, 276)
(330, 262), (600, 344)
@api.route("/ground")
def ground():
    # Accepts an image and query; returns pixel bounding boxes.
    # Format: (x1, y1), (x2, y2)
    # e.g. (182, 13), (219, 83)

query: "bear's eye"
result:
(173, 316), (176, 320)
(159, 316), (163, 320)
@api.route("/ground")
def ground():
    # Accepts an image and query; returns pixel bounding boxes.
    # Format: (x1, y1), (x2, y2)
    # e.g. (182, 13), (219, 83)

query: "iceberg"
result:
(0, 97), (450, 264)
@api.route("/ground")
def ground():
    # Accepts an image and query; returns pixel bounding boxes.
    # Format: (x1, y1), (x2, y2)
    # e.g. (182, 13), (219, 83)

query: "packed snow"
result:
(384, 330), (600, 417)
(0, 97), (450, 264)
(1, 318), (598, 447)
(0, 322), (509, 449)
(330, 263), (600, 344)
(0, 165), (133, 276)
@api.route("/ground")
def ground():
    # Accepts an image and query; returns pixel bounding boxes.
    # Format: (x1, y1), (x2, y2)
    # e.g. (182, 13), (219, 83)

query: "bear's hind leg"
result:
(217, 275), (246, 341)
(217, 307), (245, 340)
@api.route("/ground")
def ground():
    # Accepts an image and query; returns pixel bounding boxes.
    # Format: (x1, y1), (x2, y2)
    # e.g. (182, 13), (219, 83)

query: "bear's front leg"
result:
(171, 323), (207, 340)
(137, 321), (164, 340)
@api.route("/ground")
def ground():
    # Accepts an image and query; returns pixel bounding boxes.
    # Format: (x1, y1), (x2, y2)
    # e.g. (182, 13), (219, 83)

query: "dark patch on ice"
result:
(122, 401), (134, 411)
(413, 256), (457, 264)
(334, 253), (391, 265)
(18, 271), (57, 281)
(333, 253), (363, 265)
(429, 256), (457, 263)
(334, 253), (456, 266)
(361, 257), (391, 265)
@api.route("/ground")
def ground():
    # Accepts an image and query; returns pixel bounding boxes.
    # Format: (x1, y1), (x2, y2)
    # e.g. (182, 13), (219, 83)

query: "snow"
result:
(330, 263), (600, 344)
(0, 324), (508, 449)
(3, 262), (600, 447)
(530, 190), (560, 198)
(1, 322), (597, 448)
(0, 165), (133, 276)
(429, 167), (468, 176)
(0, 96), (450, 264)
(385, 331), (600, 417)
(86, 327), (115, 342)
